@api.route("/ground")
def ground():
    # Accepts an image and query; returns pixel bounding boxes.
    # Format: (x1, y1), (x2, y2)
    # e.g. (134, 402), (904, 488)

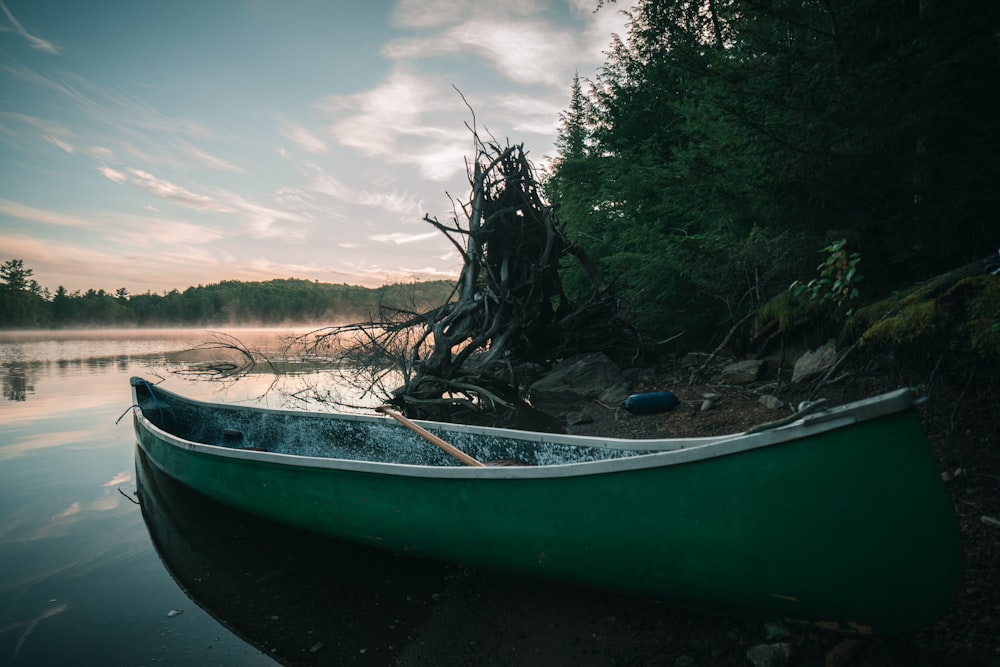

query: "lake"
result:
(0, 328), (470, 666)
(0, 328), (698, 667)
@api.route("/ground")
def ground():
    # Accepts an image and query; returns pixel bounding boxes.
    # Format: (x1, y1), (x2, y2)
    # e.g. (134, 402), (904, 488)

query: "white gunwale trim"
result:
(135, 411), (858, 479)
(131, 377), (912, 449)
(131, 375), (910, 480)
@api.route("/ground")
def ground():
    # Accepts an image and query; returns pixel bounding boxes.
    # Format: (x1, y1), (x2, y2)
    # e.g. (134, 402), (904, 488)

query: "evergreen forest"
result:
(545, 0), (998, 341)
(0, 258), (455, 329)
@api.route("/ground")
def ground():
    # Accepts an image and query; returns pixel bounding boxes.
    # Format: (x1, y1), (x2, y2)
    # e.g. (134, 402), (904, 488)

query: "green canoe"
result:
(130, 377), (962, 634)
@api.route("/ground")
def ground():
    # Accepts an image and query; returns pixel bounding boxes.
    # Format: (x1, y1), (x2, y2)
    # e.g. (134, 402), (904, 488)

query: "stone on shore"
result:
(759, 394), (785, 410)
(717, 359), (764, 384)
(746, 642), (792, 667)
(528, 352), (629, 406)
(792, 340), (838, 383)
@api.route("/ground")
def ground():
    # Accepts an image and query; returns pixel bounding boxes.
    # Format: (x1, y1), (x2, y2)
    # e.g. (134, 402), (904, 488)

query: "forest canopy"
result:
(545, 0), (999, 342)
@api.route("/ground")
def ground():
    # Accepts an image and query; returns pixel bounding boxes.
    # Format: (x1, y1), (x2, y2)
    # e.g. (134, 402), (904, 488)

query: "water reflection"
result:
(0, 328), (384, 665)
(136, 445), (455, 665)
(0, 328), (708, 665)
(3, 369), (29, 401)
(7, 603), (70, 663)
(0, 430), (91, 460)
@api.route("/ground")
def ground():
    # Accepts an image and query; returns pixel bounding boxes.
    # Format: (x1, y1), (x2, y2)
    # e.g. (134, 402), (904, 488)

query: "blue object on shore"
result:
(622, 391), (679, 414)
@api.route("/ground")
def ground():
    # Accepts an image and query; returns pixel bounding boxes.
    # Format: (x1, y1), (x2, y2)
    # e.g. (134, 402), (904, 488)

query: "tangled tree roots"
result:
(308, 134), (648, 423)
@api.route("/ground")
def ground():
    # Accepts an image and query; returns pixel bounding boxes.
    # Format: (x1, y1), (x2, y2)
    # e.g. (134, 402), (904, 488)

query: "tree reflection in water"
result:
(3, 367), (30, 401)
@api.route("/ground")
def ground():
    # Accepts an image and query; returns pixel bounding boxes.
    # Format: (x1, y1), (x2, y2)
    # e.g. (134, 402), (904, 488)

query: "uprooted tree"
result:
(302, 134), (648, 423)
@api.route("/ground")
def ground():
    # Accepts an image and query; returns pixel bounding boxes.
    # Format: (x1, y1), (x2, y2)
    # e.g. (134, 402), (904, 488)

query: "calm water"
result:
(0, 329), (453, 666)
(0, 329), (687, 667)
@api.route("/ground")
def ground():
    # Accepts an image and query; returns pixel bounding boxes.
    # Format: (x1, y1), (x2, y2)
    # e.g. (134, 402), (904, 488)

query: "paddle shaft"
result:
(375, 405), (485, 467)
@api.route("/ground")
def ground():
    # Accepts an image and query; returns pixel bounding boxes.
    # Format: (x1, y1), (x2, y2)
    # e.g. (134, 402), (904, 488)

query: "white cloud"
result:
(226, 193), (312, 240)
(86, 146), (115, 160)
(99, 159), (314, 240)
(385, 1), (633, 89)
(116, 216), (226, 247)
(280, 122), (328, 153)
(124, 168), (234, 212)
(0, 198), (94, 228)
(392, 0), (545, 30)
(289, 166), (353, 201)
(392, 0), (463, 29)
(356, 189), (424, 218)
(43, 134), (74, 153)
(0, 1), (637, 297)
(0, 110), (71, 136)
(0, 0), (59, 54)
(415, 143), (469, 182)
(2, 63), (215, 145)
(284, 163), (425, 219)
(491, 94), (563, 136)
(178, 141), (247, 173)
(154, 244), (235, 266)
(0, 234), (142, 293)
(369, 230), (439, 244)
(97, 165), (128, 184)
(386, 20), (577, 87)
(89, 76), (214, 138)
(319, 2), (634, 190)
(321, 69), (454, 161)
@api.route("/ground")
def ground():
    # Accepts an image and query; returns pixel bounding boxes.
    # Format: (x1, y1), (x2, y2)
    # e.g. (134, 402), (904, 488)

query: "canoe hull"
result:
(133, 382), (962, 634)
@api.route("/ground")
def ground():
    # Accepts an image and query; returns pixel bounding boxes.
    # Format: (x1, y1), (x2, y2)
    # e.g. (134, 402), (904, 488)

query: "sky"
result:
(0, 0), (633, 295)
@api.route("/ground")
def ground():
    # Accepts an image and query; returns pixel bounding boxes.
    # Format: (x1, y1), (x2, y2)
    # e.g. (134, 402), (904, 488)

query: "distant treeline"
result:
(0, 260), (456, 329)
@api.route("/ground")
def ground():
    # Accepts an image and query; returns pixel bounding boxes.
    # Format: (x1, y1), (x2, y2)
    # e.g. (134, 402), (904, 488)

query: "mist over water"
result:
(0, 328), (377, 666)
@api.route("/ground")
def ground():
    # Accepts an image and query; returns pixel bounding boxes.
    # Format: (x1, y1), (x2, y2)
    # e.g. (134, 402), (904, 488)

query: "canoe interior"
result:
(130, 377), (663, 467)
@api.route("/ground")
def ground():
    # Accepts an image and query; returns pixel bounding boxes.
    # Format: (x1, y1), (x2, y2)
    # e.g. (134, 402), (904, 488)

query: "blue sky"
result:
(0, 0), (631, 294)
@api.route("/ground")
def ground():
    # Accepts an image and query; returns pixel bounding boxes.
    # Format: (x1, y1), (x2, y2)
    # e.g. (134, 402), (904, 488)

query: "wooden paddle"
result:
(375, 405), (485, 467)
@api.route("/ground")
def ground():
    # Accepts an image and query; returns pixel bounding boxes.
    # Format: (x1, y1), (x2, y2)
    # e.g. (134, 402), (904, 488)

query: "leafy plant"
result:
(789, 239), (863, 315)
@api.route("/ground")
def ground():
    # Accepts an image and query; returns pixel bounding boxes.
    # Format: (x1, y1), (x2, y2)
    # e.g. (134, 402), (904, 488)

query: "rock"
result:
(622, 366), (656, 385)
(529, 353), (628, 404)
(759, 394), (785, 410)
(680, 352), (707, 367)
(599, 384), (631, 406)
(824, 638), (862, 667)
(746, 642), (792, 667)
(700, 398), (717, 411)
(792, 340), (838, 383)
(565, 410), (593, 426)
(717, 359), (764, 384)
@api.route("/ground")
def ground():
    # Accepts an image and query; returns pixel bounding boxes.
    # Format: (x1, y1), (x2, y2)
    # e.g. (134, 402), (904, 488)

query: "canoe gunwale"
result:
(128, 376), (900, 479)
(133, 407), (860, 478)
